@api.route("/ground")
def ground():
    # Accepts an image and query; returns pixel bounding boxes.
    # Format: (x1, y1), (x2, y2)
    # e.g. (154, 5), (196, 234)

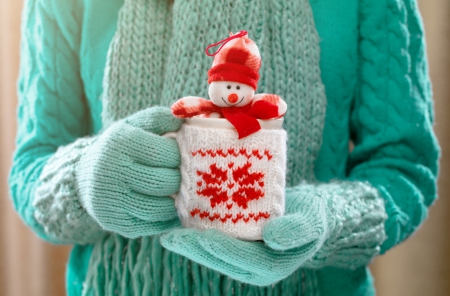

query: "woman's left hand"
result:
(159, 227), (322, 287)
(160, 182), (387, 286)
(159, 188), (329, 286)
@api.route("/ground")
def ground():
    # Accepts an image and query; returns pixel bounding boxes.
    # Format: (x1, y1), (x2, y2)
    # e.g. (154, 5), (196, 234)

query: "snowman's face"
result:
(208, 81), (255, 107)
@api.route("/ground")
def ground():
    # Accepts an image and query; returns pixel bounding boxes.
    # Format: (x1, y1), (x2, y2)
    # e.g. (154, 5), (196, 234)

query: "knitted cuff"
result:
(299, 181), (387, 269)
(33, 137), (105, 244)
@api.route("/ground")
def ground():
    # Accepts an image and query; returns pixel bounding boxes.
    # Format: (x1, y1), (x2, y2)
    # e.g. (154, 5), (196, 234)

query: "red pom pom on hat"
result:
(206, 31), (261, 90)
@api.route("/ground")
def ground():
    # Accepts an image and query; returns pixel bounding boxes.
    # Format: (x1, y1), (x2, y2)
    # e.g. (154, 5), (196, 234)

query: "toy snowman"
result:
(170, 31), (287, 240)
(172, 30), (287, 139)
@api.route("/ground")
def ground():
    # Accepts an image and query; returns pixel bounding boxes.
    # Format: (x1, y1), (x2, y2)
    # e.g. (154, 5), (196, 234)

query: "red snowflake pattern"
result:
(196, 162), (265, 209)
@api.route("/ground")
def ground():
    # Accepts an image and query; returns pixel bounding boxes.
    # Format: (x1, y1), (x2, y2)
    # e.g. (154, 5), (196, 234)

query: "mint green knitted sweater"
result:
(9, 0), (439, 295)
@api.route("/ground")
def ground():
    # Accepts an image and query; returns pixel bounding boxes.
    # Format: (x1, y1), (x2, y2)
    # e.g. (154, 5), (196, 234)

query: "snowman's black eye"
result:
(227, 85), (231, 89)
(236, 86), (241, 90)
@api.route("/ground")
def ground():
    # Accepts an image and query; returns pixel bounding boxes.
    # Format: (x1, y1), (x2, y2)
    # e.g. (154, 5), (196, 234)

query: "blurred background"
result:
(1, 1), (449, 295)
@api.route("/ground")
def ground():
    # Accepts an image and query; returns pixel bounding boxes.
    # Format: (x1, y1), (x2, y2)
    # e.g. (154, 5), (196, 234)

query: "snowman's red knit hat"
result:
(207, 31), (261, 90)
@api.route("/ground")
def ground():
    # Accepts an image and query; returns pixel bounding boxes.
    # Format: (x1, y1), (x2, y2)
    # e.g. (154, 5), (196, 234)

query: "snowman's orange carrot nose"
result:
(228, 93), (239, 104)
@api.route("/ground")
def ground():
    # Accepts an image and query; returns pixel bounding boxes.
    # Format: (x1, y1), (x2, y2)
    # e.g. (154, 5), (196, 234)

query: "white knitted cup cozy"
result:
(175, 119), (286, 240)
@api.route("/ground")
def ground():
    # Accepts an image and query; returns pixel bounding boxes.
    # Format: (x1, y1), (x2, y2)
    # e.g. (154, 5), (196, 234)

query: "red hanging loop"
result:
(205, 30), (248, 57)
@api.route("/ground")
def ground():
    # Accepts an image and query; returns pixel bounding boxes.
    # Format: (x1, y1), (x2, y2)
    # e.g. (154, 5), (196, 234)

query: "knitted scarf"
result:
(86, 0), (327, 294)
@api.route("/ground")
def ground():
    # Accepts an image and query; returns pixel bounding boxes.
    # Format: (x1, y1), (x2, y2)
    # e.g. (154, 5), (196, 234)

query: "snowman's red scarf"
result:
(172, 99), (279, 139)
(221, 100), (279, 138)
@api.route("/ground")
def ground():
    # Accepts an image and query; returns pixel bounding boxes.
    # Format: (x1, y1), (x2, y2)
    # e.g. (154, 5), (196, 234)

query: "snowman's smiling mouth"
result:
(221, 97), (245, 106)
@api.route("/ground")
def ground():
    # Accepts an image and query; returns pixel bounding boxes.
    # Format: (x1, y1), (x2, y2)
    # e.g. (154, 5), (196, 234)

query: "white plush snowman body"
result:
(172, 84), (286, 120)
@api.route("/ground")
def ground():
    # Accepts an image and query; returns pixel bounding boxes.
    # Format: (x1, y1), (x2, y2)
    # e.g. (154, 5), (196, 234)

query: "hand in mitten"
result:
(264, 182), (387, 269)
(160, 181), (387, 286)
(76, 107), (183, 238)
(160, 189), (327, 286)
(160, 228), (321, 287)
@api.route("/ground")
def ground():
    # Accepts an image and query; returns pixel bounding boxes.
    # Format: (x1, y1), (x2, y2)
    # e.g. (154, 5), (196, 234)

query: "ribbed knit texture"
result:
(83, 234), (314, 296)
(101, 0), (174, 129)
(10, 0), (440, 295)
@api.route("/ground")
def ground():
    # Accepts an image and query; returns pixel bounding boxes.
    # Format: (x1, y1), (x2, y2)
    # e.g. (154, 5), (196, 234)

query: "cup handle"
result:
(162, 132), (179, 199)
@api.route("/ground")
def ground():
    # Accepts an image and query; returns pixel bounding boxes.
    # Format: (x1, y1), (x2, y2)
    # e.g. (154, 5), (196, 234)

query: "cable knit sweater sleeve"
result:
(263, 0), (439, 271)
(348, 0), (440, 253)
(9, 0), (104, 244)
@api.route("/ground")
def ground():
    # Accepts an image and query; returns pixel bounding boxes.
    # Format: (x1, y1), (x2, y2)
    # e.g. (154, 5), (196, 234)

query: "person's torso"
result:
(69, 0), (373, 295)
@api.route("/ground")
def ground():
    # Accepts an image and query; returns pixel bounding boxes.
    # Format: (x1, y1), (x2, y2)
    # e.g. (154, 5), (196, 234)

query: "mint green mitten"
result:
(263, 181), (387, 269)
(160, 227), (321, 286)
(160, 181), (387, 286)
(76, 107), (183, 238)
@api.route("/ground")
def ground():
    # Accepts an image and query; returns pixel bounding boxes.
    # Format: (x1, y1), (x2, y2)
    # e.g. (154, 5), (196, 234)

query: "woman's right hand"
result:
(76, 107), (183, 238)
